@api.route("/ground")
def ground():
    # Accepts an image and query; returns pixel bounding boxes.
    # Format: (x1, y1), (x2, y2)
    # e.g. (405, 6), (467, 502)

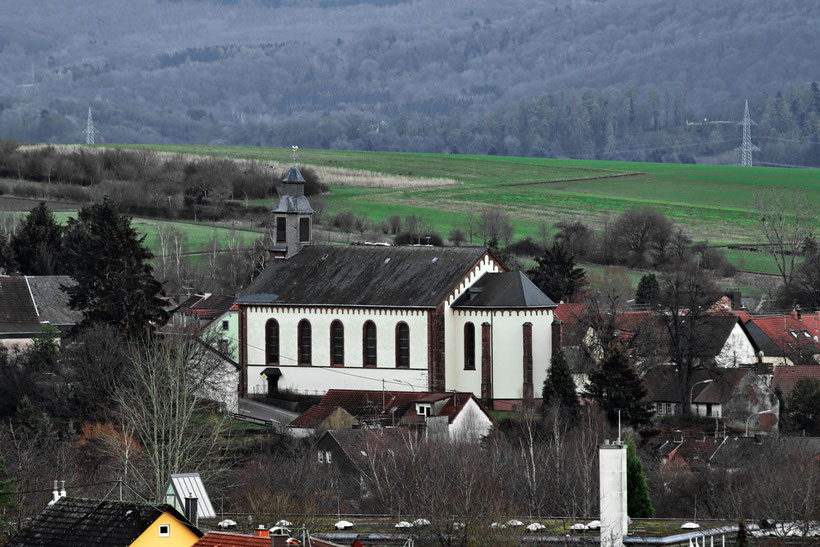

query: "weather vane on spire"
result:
(291, 145), (299, 164)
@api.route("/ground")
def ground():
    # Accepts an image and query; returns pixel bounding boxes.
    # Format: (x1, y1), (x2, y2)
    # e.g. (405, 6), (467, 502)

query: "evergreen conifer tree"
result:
(541, 350), (580, 419)
(585, 346), (652, 427)
(11, 201), (63, 275)
(62, 197), (168, 337)
(528, 242), (586, 303)
(635, 273), (660, 307)
(625, 436), (654, 517)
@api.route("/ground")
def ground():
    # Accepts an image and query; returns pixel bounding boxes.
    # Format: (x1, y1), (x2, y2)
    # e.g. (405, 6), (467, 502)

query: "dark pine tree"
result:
(625, 436), (654, 517)
(527, 242), (586, 302)
(541, 350), (580, 419)
(0, 229), (18, 274)
(635, 273), (660, 307)
(61, 197), (168, 338)
(10, 201), (63, 275)
(585, 346), (653, 427)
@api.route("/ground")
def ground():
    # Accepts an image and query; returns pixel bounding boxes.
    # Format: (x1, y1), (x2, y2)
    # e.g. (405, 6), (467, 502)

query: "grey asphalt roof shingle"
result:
(451, 271), (556, 308)
(0, 276), (39, 324)
(7, 497), (200, 547)
(238, 245), (492, 307)
(26, 276), (80, 325)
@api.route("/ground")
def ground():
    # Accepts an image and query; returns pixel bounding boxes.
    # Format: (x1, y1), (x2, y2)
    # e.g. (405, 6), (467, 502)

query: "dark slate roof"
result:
(238, 245), (491, 307)
(26, 276), (80, 325)
(7, 497), (201, 547)
(642, 366), (713, 402)
(282, 167), (305, 183)
(683, 315), (745, 358)
(451, 271), (556, 309)
(743, 320), (783, 357)
(0, 276), (38, 324)
(273, 195), (314, 214)
(694, 369), (752, 404)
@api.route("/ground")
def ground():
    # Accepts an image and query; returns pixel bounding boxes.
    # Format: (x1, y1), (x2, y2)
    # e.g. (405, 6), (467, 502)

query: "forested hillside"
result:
(2, 0), (819, 165)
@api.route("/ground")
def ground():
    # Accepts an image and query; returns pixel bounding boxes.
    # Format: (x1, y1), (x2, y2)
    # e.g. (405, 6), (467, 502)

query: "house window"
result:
(417, 403), (431, 417)
(276, 217), (286, 243)
(666, 403), (672, 415)
(656, 403), (664, 416)
(265, 319), (279, 364)
(318, 451), (324, 463)
(299, 217), (310, 243)
(325, 450), (333, 464)
(298, 320), (312, 365)
(159, 524), (170, 537)
(221, 320), (229, 331)
(464, 322), (476, 370)
(396, 322), (409, 368)
(363, 321), (377, 367)
(331, 320), (344, 366)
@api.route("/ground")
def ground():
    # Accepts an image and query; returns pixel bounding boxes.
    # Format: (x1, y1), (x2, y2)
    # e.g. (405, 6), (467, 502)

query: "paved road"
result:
(238, 398), (299, 429)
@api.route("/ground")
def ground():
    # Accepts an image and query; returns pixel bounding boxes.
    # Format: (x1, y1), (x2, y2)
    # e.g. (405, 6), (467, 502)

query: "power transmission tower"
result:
(737, 100), (760, 166)
(86, 107), (95, 145)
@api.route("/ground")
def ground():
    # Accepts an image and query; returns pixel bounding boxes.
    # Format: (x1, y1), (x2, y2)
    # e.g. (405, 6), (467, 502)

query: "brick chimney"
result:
(254, 525), (270, 538)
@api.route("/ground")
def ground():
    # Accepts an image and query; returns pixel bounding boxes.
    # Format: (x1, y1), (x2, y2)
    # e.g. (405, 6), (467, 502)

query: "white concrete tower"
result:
(599, 441), (628, 547)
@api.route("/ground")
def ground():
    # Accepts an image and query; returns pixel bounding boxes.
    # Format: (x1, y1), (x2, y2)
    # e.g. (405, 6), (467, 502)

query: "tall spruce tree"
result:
(625, 436), (654, 518)
(62, 197), (168, 337)
(585, 346), (653, 427)
(528, 242), (586, 302)
(11, 201), (63, 275)
(635, 273), (660, 307)
(541, 350), (580, 419)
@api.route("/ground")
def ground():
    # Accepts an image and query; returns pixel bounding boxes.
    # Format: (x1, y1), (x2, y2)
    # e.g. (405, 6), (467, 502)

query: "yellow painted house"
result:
(8, 497), (203, 547)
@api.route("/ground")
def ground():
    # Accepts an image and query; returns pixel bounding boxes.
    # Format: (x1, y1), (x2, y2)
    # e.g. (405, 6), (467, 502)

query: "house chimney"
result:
(796, 305), (802, 320)
(184, 495), (198, 527)
(48, 480), (60, 505)
(254, 525), (270, 538)
(599, 443), (628, 547)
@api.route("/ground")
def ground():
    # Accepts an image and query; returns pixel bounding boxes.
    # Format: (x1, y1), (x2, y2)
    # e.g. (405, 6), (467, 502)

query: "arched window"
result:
(265, 319), (279, 364)
(396, 322), (410, 368)
(464, 322), (475, 370)
(298, 320), (311, 366)
(363, 321), (377, 367)
(330, 320), (344, 366)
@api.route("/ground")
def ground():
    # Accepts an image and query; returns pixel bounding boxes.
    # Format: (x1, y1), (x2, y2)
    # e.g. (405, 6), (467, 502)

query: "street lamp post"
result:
(689, 379), (714, 416)
(746, 409), (777, 437)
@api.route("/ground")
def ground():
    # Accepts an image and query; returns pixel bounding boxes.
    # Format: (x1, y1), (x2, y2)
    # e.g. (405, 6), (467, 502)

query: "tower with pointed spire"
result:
(271, 167), (314, 259)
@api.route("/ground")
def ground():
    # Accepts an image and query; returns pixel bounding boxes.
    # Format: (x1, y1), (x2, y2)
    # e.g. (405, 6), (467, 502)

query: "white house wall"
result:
(716, 323), (756, 367)
(245, 306), (429, 395)
(449, 398), (493, 441)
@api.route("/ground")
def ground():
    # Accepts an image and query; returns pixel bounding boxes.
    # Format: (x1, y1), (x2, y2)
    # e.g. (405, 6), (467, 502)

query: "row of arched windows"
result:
(265, 319), (410, 368)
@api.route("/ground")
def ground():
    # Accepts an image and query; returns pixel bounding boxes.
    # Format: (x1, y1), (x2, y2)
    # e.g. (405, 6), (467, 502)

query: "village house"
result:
(734, 309), (820, 367)
(286, 388), (495, 441)
(236, 168), (557, 410)
(7, 497), (202, 547)
(0, 275), (80, 353)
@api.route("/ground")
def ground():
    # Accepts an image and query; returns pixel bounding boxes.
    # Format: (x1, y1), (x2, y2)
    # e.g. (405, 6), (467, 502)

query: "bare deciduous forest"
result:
(2, 0), (820, 165)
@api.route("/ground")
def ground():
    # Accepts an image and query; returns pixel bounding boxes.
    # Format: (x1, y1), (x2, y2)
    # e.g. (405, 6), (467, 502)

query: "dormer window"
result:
(789, 330), (799, 338)
(416, 403), (432, 417)
(159, 524), (170, 537)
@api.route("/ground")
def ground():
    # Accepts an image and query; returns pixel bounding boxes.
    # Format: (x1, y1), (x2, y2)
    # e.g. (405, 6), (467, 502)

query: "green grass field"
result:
(95, 144), (820, 276)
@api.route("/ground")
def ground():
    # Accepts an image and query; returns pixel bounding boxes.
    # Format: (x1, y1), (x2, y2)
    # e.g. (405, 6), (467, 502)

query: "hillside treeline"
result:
(0, 143), (325, 220)
(2, 0), (819, 164)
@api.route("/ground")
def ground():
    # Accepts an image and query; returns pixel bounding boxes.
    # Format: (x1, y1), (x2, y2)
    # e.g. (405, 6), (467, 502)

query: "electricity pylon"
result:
(738, 100), (760, 166)
(86, 107), (95, 145)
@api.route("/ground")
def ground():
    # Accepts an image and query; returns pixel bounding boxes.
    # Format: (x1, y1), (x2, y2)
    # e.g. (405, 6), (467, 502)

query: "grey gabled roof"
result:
(451, 271), (557, 309)
(273, 195), (314, 214)
(7, 497), (200, 547)
(743, 320), (783, 357)
(238, 245), (492, 308)
(165, 473), (216, 519)
(26, 276), (81, 326)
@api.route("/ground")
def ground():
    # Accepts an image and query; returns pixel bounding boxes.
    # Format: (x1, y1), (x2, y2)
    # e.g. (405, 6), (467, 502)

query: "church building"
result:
(236, 168), (558, 410)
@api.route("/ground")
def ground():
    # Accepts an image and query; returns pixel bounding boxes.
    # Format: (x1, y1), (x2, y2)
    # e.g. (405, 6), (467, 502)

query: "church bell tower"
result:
(271, 167), (314, 259)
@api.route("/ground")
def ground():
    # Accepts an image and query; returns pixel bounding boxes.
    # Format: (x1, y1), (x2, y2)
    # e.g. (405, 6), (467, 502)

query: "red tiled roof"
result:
(731, 310), (752, 324)
(554, 303), (588, 323)
(194, 531), (270, 547)
(772, 365), (820, 398)
(183, 295), (235, 320)
(288, 405), (344, 428)
(194, 532), (340, 547)
(749, 314), (820, 361)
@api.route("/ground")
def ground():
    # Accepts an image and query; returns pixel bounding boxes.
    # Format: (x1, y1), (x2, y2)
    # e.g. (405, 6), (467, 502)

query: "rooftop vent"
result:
(432, 257), (439, 263)
(384, 258), (391, 264)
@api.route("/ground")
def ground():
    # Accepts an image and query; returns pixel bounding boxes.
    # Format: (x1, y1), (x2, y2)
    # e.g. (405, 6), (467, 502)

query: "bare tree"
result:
(479, 207), (512, 246)
(754, 188), (817, 291)
(114, 334), (231, 500)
